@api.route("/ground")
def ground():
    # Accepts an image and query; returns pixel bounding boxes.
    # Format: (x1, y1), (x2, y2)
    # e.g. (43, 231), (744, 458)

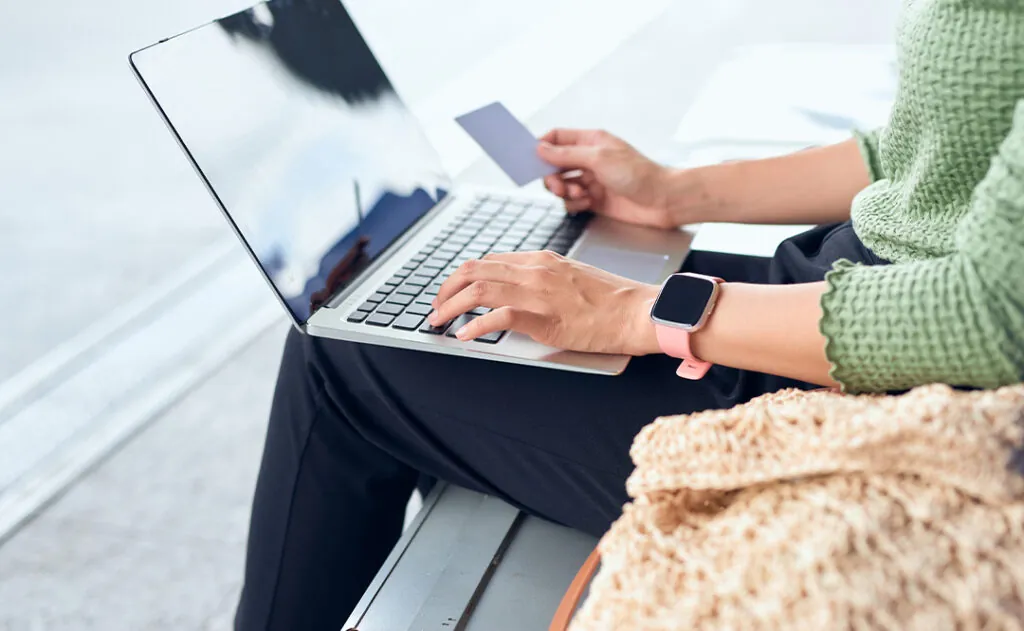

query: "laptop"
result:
(129, 0), (691, 375)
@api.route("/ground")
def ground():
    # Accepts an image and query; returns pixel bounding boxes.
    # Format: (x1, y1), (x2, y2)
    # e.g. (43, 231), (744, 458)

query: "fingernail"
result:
(455, 327), (470, 340)
(428, 312), (440, 325)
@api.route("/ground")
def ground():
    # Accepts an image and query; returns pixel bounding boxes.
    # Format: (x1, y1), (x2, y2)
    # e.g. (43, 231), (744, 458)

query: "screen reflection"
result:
(134, 0), (450, 322)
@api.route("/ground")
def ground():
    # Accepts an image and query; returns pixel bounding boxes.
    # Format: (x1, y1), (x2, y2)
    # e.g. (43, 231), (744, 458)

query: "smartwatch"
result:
(649, 273), (724, 379)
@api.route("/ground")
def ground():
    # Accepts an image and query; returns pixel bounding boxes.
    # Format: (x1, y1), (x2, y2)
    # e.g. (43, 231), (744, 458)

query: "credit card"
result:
(455, 101), (559, 186)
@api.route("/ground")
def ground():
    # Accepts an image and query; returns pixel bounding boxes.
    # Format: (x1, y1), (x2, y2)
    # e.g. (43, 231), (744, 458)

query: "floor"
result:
(0, 0), (898, 628)
(0, 328), (284, 630)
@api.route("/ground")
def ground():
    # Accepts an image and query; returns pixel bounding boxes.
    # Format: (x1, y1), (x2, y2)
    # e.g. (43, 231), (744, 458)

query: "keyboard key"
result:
(406, 303), (433, 316)
(366, 312), (396, 327)
(469, 306), (492, 315)
(367, 291), (389, 303)
(548, 238), (574, 253)
(386, 293), (415, 306)
(395, 282), (422, 296)
(447, 235), (470, 247)
(428, 237), (444, 248)
(477, 200), (505, 215)
(358, 300), (378, 312)
(513, 217), (540, 230)
(422, 256), (450, 269)
(521, 237), (548, 250)
(475, 330), (505, 344)
(496, 236), (522, 248)
(388, 273), (408, 284)
(405, 274), (434, 287)
(347, 310), (371, 323)
(392, 313), (426, 331)
(519, 207), (547, 221)
(426, 282), (444, 294)
(419, 319), (450, 335)
(376, 302), (404, 316)
(401, 261), (418, 271)
(414, 294), (435, 305)
(445, 314), (477, 338)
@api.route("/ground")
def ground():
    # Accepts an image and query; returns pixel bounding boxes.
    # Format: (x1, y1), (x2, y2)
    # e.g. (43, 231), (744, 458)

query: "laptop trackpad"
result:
(572, 245), (670, 283)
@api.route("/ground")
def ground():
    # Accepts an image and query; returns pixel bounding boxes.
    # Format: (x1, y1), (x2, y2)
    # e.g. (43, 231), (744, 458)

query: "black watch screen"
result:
(650, 274), (717, 328)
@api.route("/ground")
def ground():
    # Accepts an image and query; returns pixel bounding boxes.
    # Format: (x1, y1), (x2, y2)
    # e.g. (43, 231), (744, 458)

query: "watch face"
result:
(651, 274), (716, 328)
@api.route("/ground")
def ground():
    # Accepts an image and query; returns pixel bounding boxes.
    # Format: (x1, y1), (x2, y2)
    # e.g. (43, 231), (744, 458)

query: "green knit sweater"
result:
(820, 0), (1024, 393)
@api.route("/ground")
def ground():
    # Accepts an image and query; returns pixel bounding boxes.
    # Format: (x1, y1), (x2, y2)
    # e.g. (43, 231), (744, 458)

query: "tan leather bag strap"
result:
(548, 548), (601, 631)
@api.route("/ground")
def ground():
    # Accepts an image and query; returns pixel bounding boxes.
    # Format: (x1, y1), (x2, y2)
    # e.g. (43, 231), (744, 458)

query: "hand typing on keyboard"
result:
(346, 196), (594, 341)
(428, 250), (662, 357)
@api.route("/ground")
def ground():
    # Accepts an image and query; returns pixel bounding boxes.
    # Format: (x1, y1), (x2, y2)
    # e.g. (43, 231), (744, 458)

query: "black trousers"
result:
(234, 222), (885, 631)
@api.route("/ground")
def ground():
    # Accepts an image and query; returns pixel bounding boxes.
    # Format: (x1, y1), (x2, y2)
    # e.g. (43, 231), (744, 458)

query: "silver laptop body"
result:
(129, 0), (691, 375)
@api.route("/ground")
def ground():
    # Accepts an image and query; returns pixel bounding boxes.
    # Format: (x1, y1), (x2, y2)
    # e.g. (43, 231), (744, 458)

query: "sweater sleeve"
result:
(820, 101), (1024, 393)
(853, 127), (886, 183)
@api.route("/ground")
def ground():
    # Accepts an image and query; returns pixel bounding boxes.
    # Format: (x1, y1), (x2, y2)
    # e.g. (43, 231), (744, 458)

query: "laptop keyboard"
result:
(346, 195), (590, 343)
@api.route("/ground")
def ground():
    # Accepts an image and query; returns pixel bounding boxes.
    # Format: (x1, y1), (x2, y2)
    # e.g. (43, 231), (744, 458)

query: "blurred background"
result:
(0, 0), (896, 628)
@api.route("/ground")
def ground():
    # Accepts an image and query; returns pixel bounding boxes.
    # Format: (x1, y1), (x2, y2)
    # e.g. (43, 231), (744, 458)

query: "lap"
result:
(295, 244), (808, 534)
(285, 222), (876, 534)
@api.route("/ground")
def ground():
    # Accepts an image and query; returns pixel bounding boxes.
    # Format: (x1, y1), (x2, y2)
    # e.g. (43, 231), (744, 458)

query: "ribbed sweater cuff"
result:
(853, 127), (886, 183)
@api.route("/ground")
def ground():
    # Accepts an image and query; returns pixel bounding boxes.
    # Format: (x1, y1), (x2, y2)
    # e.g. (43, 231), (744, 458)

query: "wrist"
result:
(688, 280), (732, 363)
(656, 164), (728, 226)
(622, 284), (661, 356)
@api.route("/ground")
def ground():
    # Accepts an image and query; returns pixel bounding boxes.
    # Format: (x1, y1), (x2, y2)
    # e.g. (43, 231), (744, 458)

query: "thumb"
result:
(537, 141), (598, 170)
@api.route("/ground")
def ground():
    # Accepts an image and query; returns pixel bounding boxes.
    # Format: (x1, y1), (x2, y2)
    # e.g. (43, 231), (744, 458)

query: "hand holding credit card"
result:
(455, 102), (559, 186)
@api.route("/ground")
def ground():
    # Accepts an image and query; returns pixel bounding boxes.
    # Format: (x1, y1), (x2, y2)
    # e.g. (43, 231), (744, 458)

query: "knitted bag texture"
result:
(571, 384), (1024, 631)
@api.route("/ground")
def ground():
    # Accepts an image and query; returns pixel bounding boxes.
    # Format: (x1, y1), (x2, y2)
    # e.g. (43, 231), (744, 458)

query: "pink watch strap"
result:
(653, 274), (723, 380)
(655, 325), (712, 379)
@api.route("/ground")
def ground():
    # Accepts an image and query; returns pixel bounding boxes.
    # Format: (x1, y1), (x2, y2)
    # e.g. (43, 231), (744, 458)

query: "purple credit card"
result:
(455, 102), (559, 186)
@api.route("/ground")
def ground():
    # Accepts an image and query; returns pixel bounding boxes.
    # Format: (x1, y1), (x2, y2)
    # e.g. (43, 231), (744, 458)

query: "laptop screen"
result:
(131, 0), (451, 324)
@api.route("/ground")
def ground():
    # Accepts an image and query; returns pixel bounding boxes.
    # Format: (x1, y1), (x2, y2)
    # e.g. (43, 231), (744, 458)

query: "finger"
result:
(475, 250), (564, 266)
(537, 141), (599, 170)
(539, 128), (590, 146)
(579, 170), (598, 187)
(566, 181), (587, 200)
(433, 259), (522, 306)
(452, 306), (544, 342)
(429, 281), (535, 325)
(564, 198), (592, 213)
(544, 174), (567, 198)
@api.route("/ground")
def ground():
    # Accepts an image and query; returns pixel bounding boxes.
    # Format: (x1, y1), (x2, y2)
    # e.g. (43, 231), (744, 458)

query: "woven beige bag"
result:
(565, 384), (1024, 631)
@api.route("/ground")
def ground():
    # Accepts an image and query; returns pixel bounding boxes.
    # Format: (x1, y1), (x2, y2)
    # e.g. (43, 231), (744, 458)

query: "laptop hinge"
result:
(323, 191), (459, 311)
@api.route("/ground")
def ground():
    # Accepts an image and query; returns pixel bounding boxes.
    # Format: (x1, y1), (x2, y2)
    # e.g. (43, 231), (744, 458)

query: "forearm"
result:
(664, 138), (871, 226)
(635, 281), (837, 387)
(695, 282), (835, 385)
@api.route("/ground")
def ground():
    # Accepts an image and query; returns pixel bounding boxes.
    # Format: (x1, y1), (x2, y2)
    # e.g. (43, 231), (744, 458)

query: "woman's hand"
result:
(538, 129), (698, 229)
(429, 251), (661, 356)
